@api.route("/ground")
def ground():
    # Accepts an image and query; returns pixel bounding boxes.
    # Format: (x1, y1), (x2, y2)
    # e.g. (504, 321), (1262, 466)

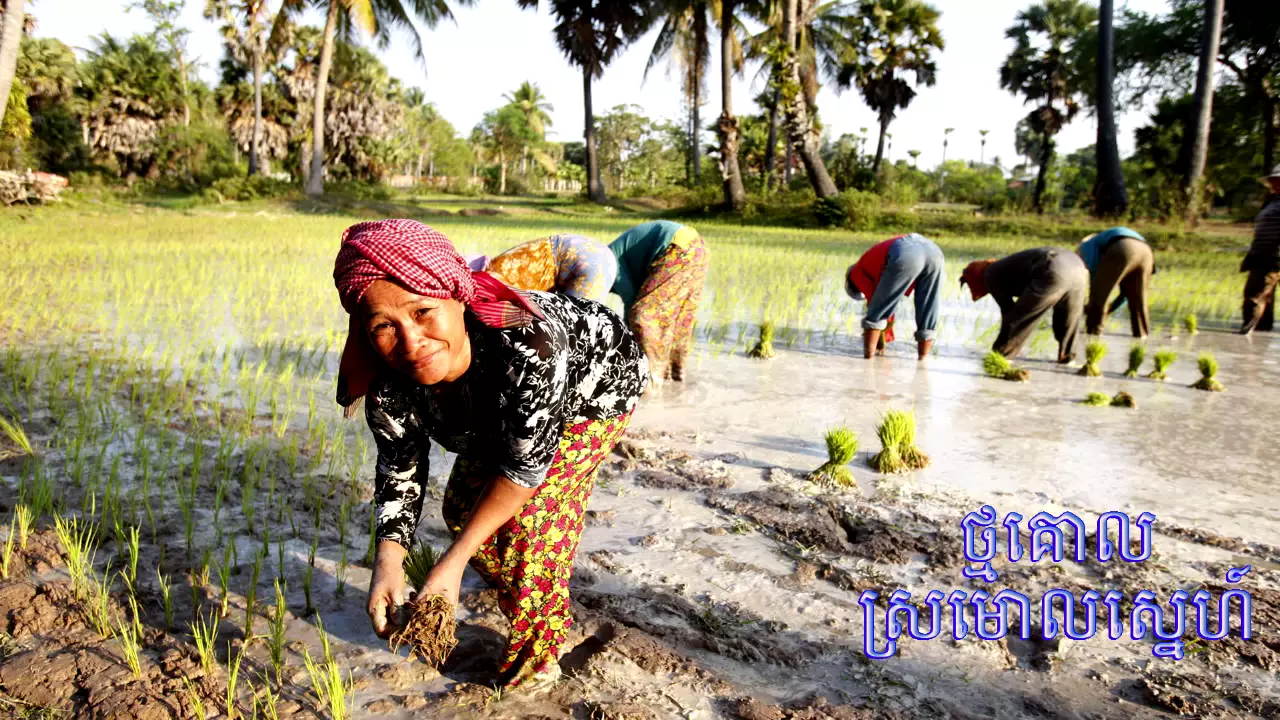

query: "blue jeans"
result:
(862, 234), (944, 342)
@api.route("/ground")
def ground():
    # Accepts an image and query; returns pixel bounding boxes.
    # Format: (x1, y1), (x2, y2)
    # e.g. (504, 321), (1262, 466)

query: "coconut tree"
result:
(645, 0), (711, 185)
(1092, 0), (1127, 217)
(477, 104), (531, 194)
(776, 0), (837, 198)
(277, 0), (472, 196)
(206, 0), (273, 175)
(503, 80), (553, 174)
(1184, 0), (1224, 221)
(1000, 0), (1096, 212)
(519, 0), (655, 204)
(832, 0), (943, 175)
(0, 0), (26, 126)
(716, 0), (749, 210)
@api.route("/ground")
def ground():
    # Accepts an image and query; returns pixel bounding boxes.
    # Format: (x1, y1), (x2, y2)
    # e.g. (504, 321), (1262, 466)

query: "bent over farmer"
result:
(1078, 227), (1153, 337)
(844, 233), (944, 360)
(1239, 165), (1280, 335)
(332, 219), (648, 688)
(610, 220), (710, 388)
(485, 234), (619, 302)
(961, 247), (1088, 362)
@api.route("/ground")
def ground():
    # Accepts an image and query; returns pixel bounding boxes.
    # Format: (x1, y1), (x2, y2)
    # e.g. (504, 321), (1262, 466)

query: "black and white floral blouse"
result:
(365, 292), (649, 546)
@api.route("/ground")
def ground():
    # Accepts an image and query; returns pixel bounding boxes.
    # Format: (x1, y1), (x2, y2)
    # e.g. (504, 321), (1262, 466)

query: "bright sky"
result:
(36, 0), (1176, 173)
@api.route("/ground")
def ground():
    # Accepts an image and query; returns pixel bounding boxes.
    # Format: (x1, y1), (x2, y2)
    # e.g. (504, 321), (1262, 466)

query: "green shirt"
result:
(609, 221), (686, 308)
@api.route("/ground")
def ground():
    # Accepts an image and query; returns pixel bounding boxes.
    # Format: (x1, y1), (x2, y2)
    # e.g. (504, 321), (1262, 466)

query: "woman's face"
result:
(360, 279), (470, 386)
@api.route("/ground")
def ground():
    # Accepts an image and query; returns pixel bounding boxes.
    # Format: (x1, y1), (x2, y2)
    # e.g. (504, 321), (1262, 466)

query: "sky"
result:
(35, 0), (1181, 173)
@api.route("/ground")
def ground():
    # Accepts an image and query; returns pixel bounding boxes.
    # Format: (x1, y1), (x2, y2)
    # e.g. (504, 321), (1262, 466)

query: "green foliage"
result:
(983, 350), (1031, 381)
(1182, 313), (1198, 335)
(808, 426), (859, 488)
(1124, 343), (1146, 377)
(403, 541), (438, 592)
(1148, 349), (1176, 380)
(1191, 351), (1224, 391)
(1082, 391), (1110, 406)
(208, 175), (293, 202)
(871, 408), (930, 474)
(747, 321), (776, 359)
(151, 122), (239, 190)
(1079, 340), (1106, 376)
(817, 189), (883, 230)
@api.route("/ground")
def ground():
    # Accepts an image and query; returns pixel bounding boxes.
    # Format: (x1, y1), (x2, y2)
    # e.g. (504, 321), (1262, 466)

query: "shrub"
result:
(209, 175), (293, 202)
(152, 122), (240, 191)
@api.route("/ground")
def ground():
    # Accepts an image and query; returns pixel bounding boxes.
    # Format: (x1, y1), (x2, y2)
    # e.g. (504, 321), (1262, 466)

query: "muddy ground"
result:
(0, 327), (1277, 719)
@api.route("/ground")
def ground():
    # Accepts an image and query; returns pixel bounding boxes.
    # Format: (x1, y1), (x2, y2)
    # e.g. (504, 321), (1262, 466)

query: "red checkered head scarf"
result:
(332, 219), (543, 414)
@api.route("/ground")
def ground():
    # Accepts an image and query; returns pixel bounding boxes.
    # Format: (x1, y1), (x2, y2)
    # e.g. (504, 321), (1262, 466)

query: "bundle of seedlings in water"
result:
(1110, 391), (1137, 408)
(1082, 392), (1110, 406)
(1190, 352), (1225, 392)
(1183, 314), (1198, 335)
(1124, 343), (1145, 378)
(870, 409), (930, 474)
(982, 351), (1030, 382)
(747, 321), (776, 359)
(1079, 341), (1106, 377)
(807, 426), (858, 488)
(1148, 349), (1176, 380)
(388, 594), (458, 668)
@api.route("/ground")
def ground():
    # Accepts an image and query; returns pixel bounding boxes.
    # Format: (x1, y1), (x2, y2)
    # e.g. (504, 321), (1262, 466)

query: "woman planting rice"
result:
(332, 219), (648, 688)
(609, 220), (710, 388)
(1078, 227), (1154, 338)
(961, 248), (1088, 363)
(1239, 165), (1280, 335)
(483, 234), (618, 302)
(844, 234), (945, 360)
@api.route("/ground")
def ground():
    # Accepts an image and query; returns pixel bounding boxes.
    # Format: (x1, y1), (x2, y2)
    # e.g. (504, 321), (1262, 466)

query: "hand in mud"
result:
(420, 561), (463, 607)
(368, 542), (408, 639)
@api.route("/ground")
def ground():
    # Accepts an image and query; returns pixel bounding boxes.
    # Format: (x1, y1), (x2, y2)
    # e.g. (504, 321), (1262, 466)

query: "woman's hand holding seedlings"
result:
(368, 540), (409, 639)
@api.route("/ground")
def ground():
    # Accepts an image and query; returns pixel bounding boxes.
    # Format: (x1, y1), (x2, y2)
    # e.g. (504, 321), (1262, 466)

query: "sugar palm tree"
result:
(0, 0), (27, 125)
(776, 0), (837, 198)
(907, 148), (919, 167)
(520, 0), (654, 204)
(504, 80), (553, 174)
(278, 0), (472, 196)
(1184, 0), (1223, 221)
(1093, 0), (1127, 217)
(206, 0), (274, 175)
(645, 0), (711, 185)
(979, 129), (989, 163)
(942, 126), (953, 163)
(1000, 0), (1095, 212)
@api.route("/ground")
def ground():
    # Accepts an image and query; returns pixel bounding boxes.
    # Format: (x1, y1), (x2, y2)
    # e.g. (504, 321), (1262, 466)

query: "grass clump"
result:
(1148, 349), (1176, 380)
(1079, 341), (1107, 376)
(388, 594), (458, 669)
(403, 542), (438, 593)
(870, 409), (930, 474)
(1190, 352), (1225, 391)
(1183, 314), (1198, 335)
(1110, 391), (1137, 408)
(747, 321), (776, 359)
(983, 351), (1030, 382)
(1082, 392), (1110, 406)
(1124, 343), (1145, 378)
(806, 426), (858, 488)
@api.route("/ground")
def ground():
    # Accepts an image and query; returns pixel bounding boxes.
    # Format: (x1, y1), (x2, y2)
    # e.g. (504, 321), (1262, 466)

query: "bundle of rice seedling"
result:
(1190, 352), (1224, 391)
(389, 594), (457, 668)
(1124, 343), (1145, 378)
(403, 542), (438, 592)
(870, 409), (930, 474)
(982, 350), (1030, 382)
(1148, 349), (1176, 380)
(1110, 391), (1137, 408)
(747, 321), (776, 359)
(807, 427), (858, 487)
(1079, 341), (1106, 376)
(1182, 314), (1198, 335)
(1082, 392), (1110, 406)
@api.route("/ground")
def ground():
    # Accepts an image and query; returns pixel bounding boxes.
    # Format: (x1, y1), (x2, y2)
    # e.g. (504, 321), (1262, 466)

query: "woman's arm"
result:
(419, 476), (537, 605)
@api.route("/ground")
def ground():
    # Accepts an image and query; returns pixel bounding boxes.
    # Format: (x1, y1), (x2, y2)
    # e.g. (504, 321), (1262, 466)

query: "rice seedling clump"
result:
(1190, 352), (1225, 392)
(389, 594), (458, 668)
(807, 426), (858, 487)
(1082, 392), (1110, 406)
(403, 542), (438, 591)
(1183, 314), (1198, 335)
(1124, 343), (1145, 378)
(1079, 341), (1106, 377)
(870, 409), (930, 474)
(1110, 391), (1137, 408)
(1148, 349), (1176, 380)
(982, 351), (1030, 382)
(747, 321), (776, 360)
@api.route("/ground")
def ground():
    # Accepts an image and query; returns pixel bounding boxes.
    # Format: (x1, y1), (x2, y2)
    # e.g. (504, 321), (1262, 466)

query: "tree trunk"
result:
(1263, 81), (1277, 178)
(718, 0), (746, 211)
(1184, 0), (1224, 221)
(306, 1), (339, 197)
(780, 0), (838, 199)
(175, 45), (190, 126)
(583, 65), (606, 203)
(784, 141), (792, 183)
(872, 111), (891, 174)
(1034, 134), (1054, 213)
(691, 12), (703, 186)
(1092, 0), (1128, 217)
(249, 37), (264, 176)
(0, 0), (25, 126)
(499, 149), (506, 194)
(763, 88), (779, 191)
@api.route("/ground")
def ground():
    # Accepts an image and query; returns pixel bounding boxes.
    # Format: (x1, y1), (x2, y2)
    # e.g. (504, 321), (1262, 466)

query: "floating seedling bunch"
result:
(807, 427), (859, 488)
(870, 409), (930, 474)
(1124, 343), (1145, 378)
(1079, 341), (1107, 377)
(1148, 349), (1176, 380)
(1083, 391), (1136, 408)
(1190, 352), (1225, 392)
(983, 351), (1030, 382)
(747, 321), (777, 359)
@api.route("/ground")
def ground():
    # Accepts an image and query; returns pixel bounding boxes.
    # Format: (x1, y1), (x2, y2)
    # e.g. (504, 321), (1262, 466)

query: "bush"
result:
(152, 122), (240, 191)
(209, 175), (293, 202)
(446, 177), (482, 196)
(815, 189), (883, 231)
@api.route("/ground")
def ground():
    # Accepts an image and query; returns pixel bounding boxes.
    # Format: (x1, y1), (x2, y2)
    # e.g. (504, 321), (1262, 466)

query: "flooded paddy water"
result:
(0, 205), (1275, 719)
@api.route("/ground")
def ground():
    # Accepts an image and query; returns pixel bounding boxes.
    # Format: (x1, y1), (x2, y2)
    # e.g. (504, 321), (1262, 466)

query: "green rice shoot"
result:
(1124, 343), (1146, 378)
(982, 350), (1030, 382)
(1082, 392), (1110, 406)
(1148, 349), (1177, 380)
(747, 321), (776, 359)
(403, 541), (439, 592)
(870, 408), (930, 474)
(1191, 351), (1224, 391)
(1079, 341), (1107, 377)
(0, 412), (33, 459)
(1183, 313), (1198, 335)
(807, 426), (858, 487)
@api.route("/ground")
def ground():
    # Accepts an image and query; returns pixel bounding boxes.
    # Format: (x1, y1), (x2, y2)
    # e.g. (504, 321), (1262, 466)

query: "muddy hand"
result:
(368, 541), (409, 639)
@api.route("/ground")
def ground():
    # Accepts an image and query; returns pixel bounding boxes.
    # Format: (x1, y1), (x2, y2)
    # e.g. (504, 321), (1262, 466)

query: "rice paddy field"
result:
(0, 195), (1277, 719)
